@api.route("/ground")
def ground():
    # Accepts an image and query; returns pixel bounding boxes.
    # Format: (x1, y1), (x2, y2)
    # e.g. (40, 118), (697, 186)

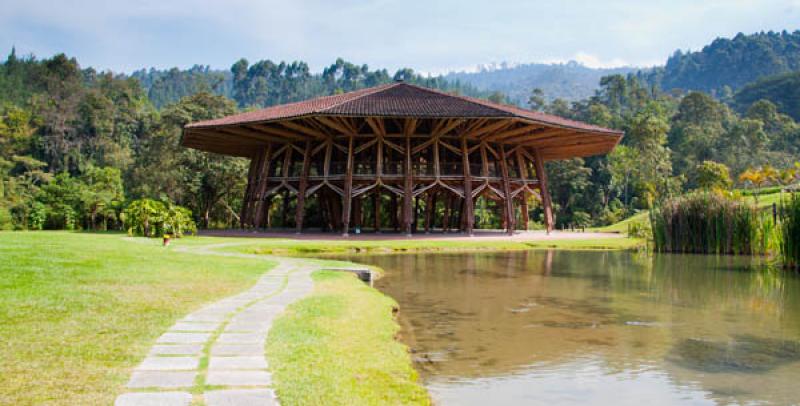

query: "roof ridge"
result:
(316, 82), (401, 114)
(391, 82), (515, 117)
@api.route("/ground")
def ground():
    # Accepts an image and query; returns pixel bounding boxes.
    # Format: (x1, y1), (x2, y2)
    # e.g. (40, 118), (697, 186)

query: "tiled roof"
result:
(185, 82), (622, 135)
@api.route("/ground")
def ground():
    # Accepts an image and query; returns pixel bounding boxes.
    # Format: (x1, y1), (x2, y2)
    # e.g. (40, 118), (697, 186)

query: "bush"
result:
(122, 199), (196, 238)
(0, 206), (12, 230)
(650, 191), (773, 255)
(627, 220), (652, 240)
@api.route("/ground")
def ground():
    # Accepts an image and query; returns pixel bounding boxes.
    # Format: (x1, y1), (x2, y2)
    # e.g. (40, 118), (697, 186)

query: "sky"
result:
(1, 0), (799, 75)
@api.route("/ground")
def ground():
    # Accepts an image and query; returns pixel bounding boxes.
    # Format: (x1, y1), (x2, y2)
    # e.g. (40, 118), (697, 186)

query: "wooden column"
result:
(403, 123), (414, 236)
(460, 138), (474, 235)
(533, 148), (554, 233)
(341, 135), (354, 236)
(443, 195), (451, 232)
(516, 149), (529, 231)
(499, 144), (515, 235)
(295, 141), (311, 233)
(253, 143), (273, 229)
(241, 154), (259, 228)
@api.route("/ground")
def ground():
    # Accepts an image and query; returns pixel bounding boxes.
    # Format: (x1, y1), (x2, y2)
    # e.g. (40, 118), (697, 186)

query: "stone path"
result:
(115, 257), (315, 406)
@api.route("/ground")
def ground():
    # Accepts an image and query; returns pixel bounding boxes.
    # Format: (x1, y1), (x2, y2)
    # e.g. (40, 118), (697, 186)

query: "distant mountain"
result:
(653, 30), (800, 95)
(444, 61), (636, 105)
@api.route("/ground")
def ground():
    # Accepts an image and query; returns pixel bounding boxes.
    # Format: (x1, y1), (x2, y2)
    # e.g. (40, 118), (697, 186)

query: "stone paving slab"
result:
(181, 313), (228, 322)
(138, 356), (199, 371)
(149, 344), (204, 356)
(127, 371), (197, 389)
(209, 356), (268, 370)
(210, 343), (264, 356)
(206, 370), (272, 386)
(217, 332), (266, 344)
(224, 321), (271, 332)
(156, 332), (211, 344)
(204, 389), (277, 406)
(170, 322), (219, 332)
(114, 391), (192, 406)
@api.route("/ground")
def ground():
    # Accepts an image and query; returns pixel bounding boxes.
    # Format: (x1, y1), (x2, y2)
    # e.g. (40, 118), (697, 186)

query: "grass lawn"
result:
(0, 230), (645, 405)
(0, 231), (274, 405)
(221, 235), (645, 257)
(266, 267), (429, 405)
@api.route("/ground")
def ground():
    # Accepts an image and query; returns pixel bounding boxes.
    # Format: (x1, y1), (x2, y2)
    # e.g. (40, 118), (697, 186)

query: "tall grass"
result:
(650, 192), (776, 255)
(779, 193), (800, 269)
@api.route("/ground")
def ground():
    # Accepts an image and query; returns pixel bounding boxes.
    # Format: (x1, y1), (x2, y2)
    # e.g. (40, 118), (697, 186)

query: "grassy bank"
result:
(0, 232), (273, 405)
(267, 268), (429, 405)
(221, 235), (645, 257)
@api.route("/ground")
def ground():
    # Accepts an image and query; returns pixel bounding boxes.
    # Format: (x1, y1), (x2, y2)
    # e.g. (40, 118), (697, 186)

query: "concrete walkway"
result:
(115, 256), (315, 406)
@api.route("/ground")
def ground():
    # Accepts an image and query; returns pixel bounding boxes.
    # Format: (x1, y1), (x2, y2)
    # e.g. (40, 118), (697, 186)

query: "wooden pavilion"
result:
(182, 82), (623, 236)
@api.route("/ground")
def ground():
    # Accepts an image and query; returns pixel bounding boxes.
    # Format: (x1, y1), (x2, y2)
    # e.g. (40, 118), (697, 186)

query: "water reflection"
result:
(345, 251), (800, 405)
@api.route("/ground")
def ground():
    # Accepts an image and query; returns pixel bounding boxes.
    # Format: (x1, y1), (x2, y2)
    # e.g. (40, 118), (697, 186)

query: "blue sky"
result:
(2, 0), (799, 74)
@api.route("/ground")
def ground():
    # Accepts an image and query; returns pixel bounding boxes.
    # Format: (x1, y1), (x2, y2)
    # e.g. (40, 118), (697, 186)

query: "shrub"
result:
(695, 161), (732, 190)
(122, 199), (196, 238)
(627, 220), (652, 240)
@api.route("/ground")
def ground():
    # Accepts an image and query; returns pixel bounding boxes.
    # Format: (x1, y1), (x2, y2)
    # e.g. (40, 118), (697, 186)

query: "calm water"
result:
(347, 251), (800, 405)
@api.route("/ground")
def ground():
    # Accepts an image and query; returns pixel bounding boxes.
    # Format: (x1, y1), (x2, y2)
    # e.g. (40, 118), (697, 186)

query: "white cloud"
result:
(0, 0), (798, 73)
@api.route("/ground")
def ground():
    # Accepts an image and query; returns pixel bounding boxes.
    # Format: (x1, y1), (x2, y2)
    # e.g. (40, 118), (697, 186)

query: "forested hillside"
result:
(130, 58), (488, 110)
(2, 36), (800, 232)
(649, 30), (800, 95)
(734, 71), (800, 121)
(444, 62), (635, 104)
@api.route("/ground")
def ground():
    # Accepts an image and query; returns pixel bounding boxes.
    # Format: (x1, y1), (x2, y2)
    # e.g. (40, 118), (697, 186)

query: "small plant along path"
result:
(115, 243), (316, 406)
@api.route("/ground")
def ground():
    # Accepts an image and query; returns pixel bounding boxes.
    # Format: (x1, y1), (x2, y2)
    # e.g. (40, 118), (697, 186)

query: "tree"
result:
(694, 161), (732, 190)
(528, 88), (545, 111)
(607, 145), (639, 207)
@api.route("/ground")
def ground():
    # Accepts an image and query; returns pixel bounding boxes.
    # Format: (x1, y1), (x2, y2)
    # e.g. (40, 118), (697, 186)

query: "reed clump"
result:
(779, 192), (800, 269)
(651, 192), (775, 255)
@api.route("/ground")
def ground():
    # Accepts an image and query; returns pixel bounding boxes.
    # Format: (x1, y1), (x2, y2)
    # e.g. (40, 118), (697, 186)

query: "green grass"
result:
(266, 268), (429, 405)
(591, 211), (650, 233)
(221, 235), (644, 257)
(0, 231), (274, 405)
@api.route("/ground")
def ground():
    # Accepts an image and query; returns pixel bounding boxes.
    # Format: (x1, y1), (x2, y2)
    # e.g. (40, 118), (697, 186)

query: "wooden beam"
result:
(245, 124), (312, 141)
(280, 120), (326, 139)
(533, 148), (554, 233)
(471, 119), (514, 139)
(315, 116), (353, 135)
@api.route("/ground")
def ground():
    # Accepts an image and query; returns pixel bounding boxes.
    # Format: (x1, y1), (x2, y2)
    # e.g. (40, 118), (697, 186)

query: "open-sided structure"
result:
(183, 82), (623, 235)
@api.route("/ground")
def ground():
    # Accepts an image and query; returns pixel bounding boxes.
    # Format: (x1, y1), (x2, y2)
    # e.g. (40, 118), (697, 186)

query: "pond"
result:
(346, 251), (800, 405)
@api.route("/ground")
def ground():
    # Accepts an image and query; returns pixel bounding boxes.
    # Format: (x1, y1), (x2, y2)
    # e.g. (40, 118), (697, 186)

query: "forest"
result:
(1, 30), (799, 232)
